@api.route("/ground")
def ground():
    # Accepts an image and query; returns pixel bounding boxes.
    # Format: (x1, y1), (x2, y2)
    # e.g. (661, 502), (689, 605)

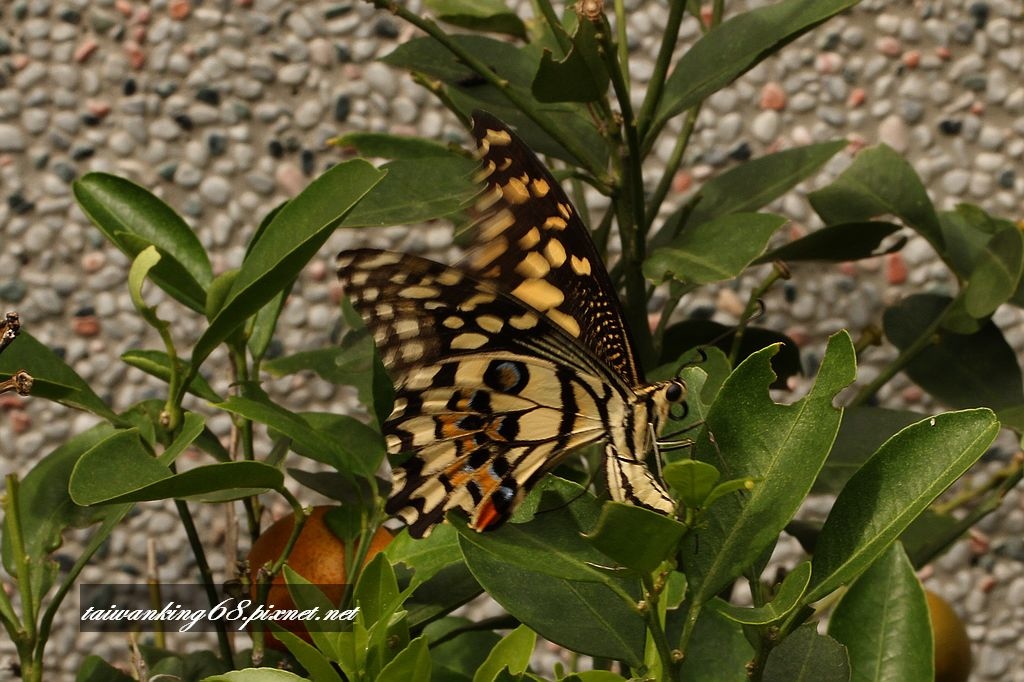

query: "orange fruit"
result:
(925, 589), (972, 682)
(247, 506), (392, 647)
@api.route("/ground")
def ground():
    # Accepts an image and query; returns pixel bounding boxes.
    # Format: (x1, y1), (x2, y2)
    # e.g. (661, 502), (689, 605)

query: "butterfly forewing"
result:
(336, 112), (675, 537)
(465, 112), (644, 387)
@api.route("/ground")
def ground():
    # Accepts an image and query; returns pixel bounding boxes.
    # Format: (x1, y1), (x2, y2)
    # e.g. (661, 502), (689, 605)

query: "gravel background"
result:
(1, 0), (1023, 678)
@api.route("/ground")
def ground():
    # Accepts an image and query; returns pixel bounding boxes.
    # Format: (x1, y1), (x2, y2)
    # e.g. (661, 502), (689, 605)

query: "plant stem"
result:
(4, 477), (35, 643)
(728, 263), (789, 365)
(848, 297), (959, 407)
(637, 0), (687, 141)
(593, 205), (617, 260)
(614, 0), (629, 90)
(368, 0), (613, 189)
(645, 104), (701, 228)
(641, 573), (679, 681)
(174, 495), (233, 661)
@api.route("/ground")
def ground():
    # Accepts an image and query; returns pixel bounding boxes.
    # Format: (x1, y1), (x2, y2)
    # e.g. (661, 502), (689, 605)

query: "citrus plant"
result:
(0, 1), (1016, 681)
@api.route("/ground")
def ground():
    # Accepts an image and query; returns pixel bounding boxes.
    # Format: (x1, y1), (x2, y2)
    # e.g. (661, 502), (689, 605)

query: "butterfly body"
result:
(336, 112), (681, 538)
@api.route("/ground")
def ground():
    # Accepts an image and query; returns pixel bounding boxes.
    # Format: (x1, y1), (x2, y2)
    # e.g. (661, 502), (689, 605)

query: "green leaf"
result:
(807, 409), (998, 603)
(584, 502), (687, 573)
(424, 618), (502, 681)
(191, 159), (384, 369)
(121, 349), (222, 402)
(473, 624), (535, 682)
(652, 0), (857, 132)
(709, 561), (810, 625)
(533, 18), (608, 103)
(269, 628), (343, 682)
(809, 144), (943, 253)
(828, 544), (933, 682)
(216, 396), (383, 478)
(663, 460), (720, 507)
(762, 624), (849, 682)
(814, 407), (924, 495)
(334, 132), (457, 159)
(385, 523), (463, 585)
(340, 156), (478, 227)
(658, 321), (801, 391)
(128, 245), (165, 328)
(458, 479), (645, 666)
(380, 35), (606, 169)
(425, 0), (526, 38)
(884, 294), (1024, 410)
(961, 224), (1024, 318)
(677, 607), (753, 681)
(77, 656), (135, 682)
(378, 636), (432, 682)
(657, 141), (846, 242)
(644, 213), (787, 284)
(73, 444), (283, 505)
(0, 330), (119, 421)
(73, 172), (212, 312)
(754, 221), (904, 264)
(681, 332), (856, 607)
(1, 423), (118, 601)
(201, 670), (310, 682)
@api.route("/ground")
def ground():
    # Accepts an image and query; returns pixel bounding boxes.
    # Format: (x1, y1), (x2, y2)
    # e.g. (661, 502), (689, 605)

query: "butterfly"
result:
(336, 111), (684, 538)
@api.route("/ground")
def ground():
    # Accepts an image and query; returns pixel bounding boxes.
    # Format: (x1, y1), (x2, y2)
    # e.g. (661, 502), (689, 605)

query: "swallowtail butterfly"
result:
(336, 112), (684, 538)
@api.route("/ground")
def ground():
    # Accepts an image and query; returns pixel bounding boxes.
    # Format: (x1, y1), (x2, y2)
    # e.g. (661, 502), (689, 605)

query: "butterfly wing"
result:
(337, 249), (614, 537)
(464, 112), (645, 388)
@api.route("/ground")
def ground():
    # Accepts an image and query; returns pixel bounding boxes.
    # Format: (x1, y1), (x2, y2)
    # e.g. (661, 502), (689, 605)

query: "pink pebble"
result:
(10, 411), (31, 434)
(759, 82), (786, 110)
(847, 87), (866, 108)
(902, 50), (920, 69)
(73, 316), (101, 338)
(75, 39), (99, 63)
(886, 252), (907, 284)
(815, 52), (841, 74)
(876, 36), (902, 58)
(936, 46), (952, 61)
(82, 251), (106, 273)
(275, 163), (305, 195)
(672, 170), (693, 192)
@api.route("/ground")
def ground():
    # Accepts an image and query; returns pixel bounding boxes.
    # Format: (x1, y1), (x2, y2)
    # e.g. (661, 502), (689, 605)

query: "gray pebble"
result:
(20, 108), (48, 135)
(174, 163), (201, 188)
(278, 62), (310, 86)
(199, 175), (232, 206)
(0, 123), (27, 152)
(987, 17), (1013, 46)
(149, 118), (181, 141)
(789, 92), (816, 113)
(997, 47), (1023, 72)
(750, 110), (779, 142)
(878, 114), (908, 152)
(364, 62), (398, 99)
(108, 130), (135, 156)
(941, 168), (971, 194)
(294, 99), (324, 129)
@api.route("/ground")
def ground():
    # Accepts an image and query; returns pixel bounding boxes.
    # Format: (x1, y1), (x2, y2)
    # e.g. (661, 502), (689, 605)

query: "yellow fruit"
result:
(925, 589), (972, 682)
(247, 506), (392, 646)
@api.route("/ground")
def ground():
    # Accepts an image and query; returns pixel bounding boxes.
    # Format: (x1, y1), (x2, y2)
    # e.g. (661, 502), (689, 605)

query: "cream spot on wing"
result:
(544, 216), (567, 231)
(424, 300), (445, 310)
(437, 270), (463, 286)
(519, 227), (541, 250)
(443, 316), (464, 329)
(473, 159), (496, 183)
(479, 208), (515, 241)
(401, 342), (425, 362)
(362, 286), (379, 301)
(570, 255), (592, 275)
(361, 252), (403, 269)
(558, 202), (572, 219)
(336, 254), (355, 269)
(509, 312), (539, 329)
(544, 239), (567, 267)
(394, 318), (419, 336)
(389, 272), (409, 285)
(498, 157), (513, 171)
(530, 178), (550, 197)
(474, 138), (490, 159)
(511, 278), (564, 311)
(460, 292), (497, 311)
(515, 251), (550, 278)
(471, 236), (508, 270)
(546, 308), (581, 337)
(476, 315), (503, 333)
(502, 177), (530, 204)
(373, 328), (387, 345)
(450, 332), (489, 350)
(349, 270), (370, 286)
(475, 184), (503, 211)
(401, 285), (441, 299)
(376, 303), (394, 318)
(485, 128), (512, 146)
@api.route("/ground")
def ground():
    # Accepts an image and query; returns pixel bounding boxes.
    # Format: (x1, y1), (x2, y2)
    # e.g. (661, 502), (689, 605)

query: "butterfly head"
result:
(646, 377), (688, 434)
